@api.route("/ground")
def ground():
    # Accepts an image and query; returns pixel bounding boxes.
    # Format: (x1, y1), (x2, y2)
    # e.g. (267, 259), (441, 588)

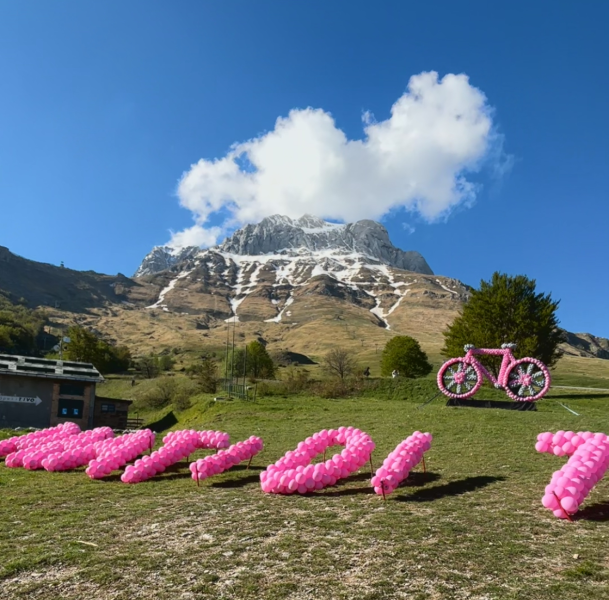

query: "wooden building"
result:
(0, 354), (132, 431)
(92, 396), (132, 430)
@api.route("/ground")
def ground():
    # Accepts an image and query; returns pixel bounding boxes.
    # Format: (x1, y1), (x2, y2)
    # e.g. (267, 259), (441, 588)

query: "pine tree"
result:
(442, 272), (564, 376)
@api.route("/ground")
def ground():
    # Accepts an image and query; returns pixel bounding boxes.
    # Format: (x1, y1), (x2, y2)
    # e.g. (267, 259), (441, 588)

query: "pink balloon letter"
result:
(537, 431), (609, 519)
(260, 427), (375, 494)
(190, 436), (263, 482)
(371, 431), (432, 496)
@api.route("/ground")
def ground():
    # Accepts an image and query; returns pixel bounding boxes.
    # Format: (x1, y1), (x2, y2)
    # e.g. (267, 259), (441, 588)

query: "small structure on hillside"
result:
(0, 354), (132, 430)
(92, 396), (133, 430)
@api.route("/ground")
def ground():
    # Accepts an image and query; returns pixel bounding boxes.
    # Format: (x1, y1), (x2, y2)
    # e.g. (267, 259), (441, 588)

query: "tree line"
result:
(2, 272), (565, 387)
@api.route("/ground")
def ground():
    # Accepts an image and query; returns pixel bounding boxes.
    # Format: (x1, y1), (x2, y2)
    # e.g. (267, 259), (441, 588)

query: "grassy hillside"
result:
(2, 382), (609, 599)
(0, 291), (47, 355)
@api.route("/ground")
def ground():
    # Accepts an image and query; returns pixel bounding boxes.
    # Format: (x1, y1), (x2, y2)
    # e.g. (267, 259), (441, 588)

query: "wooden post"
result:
(380, 479), (386, 501)
(422, 455), (426, 474)
(369, 454), (374, 477)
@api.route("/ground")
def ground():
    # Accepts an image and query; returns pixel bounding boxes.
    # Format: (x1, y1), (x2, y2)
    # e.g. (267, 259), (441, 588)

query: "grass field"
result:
(1, 380), (609, 600)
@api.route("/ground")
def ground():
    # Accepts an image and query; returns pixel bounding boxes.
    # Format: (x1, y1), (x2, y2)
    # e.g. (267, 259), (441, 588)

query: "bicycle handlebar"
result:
(464, 343), (517, 352)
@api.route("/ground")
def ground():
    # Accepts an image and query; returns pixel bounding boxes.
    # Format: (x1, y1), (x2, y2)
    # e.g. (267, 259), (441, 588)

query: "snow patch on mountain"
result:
(135, 214), (433, 278)
(147, 269), (194, 310)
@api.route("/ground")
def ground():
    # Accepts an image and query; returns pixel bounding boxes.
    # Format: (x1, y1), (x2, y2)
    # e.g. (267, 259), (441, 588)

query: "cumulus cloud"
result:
(171, 71), (508, 248)
(168, 224), (223, 249)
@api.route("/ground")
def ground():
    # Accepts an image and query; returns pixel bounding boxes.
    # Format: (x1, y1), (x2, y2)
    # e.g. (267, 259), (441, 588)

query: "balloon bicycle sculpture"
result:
(437, 343), (551, 402)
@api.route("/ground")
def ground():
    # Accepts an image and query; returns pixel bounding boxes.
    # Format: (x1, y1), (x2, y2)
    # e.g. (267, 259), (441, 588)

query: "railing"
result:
(220, 381), (250, 400)
(126, 417), (144, 429)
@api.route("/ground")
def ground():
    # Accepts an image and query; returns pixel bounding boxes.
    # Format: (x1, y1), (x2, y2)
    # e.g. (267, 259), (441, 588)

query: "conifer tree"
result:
(442, 272), (564, 376)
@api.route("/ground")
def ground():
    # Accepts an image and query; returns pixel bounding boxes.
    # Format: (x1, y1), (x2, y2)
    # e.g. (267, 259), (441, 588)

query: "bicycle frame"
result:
(464, 347), (515, 389)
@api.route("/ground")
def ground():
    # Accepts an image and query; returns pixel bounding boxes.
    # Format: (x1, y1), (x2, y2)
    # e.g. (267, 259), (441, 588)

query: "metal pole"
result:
(231, 317), (236, 397)
(243, 345), (248, 399)
(224, 322), (230, 394)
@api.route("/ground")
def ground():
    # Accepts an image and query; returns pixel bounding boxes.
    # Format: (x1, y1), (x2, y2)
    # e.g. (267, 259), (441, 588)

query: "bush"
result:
(256, 381), (288, 397)
(172, 392), (193, 412)
(186, 355), (219, 393)
(281, 366), (311, 393)
(136, 355), (160, 379)
(158, 355), (176, 371)
(380, 336), (433, 378)
(136, 376), (201, 410)
(138, 377), (177, 409)
(313, 379), (351, 399)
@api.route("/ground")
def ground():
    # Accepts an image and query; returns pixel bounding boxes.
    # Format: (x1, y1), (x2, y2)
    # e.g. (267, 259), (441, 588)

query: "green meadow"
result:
(1, 379), (609, 600)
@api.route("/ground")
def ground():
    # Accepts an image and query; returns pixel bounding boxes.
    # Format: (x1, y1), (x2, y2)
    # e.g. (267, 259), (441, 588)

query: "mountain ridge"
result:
(0, 223), (608, 363)
(134, 214), (433, 278)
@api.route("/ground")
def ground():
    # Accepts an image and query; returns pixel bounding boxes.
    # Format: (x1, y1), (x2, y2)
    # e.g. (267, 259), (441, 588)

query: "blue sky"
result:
(0, 2), (608, 337)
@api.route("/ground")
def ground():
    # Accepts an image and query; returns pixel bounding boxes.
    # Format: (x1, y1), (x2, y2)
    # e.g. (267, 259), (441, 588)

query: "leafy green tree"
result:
(246, 340), (275, 379)
(228, 341), (275, 379)
(136, 354), (160, 379)
(158, 354), (175, 371)
(380, 336), (432, 378)
(0, 292), (46, 355)
(63, 326), (101, 363)
(187, 353), (219, 393)
(442, 272), (564, 376)
(62, 326), (131, 374)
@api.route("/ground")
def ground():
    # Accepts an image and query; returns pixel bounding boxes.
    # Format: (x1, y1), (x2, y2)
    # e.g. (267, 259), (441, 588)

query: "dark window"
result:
(59, 383), (85, 397)
(57, 399), (84, 419)
(101, 403), (116, 413)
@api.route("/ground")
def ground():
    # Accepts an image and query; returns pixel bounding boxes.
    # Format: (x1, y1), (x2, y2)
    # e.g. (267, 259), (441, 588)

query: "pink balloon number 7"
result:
(536, 431), (609, 519)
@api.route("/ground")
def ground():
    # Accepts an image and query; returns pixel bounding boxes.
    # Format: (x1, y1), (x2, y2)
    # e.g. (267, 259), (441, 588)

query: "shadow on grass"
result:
(315, 486), (375, 497)
(576, 501), (609, 522)
(395, 475), (506, 502)
(100, 461), (264, 484)
(211, 473), (262, 488)
(146, 411), (178, 433)
(99, 460), (191, 483)
(305, 472), (377, 498)
(306, 471), (440, 498)
(402, 471), (441, 487)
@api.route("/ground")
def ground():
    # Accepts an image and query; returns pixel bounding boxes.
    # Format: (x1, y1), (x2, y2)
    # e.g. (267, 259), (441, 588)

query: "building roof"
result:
(95, 395), (133, 405)
(0, 354), (104, 382)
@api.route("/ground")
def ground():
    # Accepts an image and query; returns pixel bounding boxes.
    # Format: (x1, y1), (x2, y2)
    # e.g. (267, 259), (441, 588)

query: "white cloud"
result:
(172, 71), (508, 247)
(168, 224), (222, 249)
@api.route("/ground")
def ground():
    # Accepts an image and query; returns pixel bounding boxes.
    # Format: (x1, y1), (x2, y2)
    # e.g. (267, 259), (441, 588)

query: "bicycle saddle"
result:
(501, 342), (517, 349)
(463, 344), (476, 351)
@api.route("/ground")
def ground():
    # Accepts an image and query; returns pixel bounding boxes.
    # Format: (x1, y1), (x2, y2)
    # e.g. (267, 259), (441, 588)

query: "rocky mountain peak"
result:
(134, 245), (200, 278)
(134, 214), (433, 277)
(216, 214), (433, 274)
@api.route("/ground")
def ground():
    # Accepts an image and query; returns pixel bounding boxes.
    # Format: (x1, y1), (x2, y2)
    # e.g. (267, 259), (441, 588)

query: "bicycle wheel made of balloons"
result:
(504, 358), (551, 402)
(437, 359), (482, 399)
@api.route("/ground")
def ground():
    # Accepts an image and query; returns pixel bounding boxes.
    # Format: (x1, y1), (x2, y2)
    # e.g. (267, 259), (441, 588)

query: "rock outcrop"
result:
(134, 245), (201, 278)
(134, 215), (433, 277)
